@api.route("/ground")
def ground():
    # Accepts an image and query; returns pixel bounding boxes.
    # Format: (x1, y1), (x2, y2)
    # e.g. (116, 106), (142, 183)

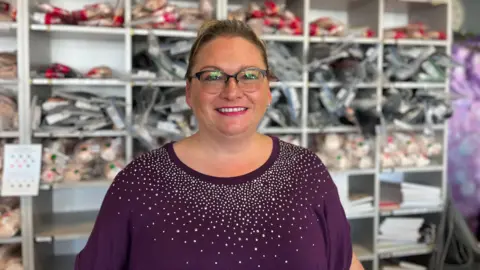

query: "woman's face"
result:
(186, 36), (271, 138)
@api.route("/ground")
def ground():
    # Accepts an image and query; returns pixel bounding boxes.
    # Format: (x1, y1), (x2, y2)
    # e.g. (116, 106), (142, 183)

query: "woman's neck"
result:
(188, 130), (267, 158)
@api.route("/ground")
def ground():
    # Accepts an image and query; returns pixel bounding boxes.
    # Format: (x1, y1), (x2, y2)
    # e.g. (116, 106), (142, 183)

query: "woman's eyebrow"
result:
(197, 65), (262, 72)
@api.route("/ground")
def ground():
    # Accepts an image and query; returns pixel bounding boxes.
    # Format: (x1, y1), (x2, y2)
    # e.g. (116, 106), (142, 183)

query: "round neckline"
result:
(166, 135), (280, 185)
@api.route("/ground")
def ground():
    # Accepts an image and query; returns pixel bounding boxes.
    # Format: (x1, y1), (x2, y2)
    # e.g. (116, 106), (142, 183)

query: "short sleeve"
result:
(322, 185), (353, 270)
(305, 152), (353, 270)
(75, 163), (136, 270)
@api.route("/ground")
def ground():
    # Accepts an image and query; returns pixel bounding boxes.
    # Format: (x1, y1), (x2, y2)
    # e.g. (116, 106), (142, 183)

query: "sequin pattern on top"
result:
(77, 137), (353, 270)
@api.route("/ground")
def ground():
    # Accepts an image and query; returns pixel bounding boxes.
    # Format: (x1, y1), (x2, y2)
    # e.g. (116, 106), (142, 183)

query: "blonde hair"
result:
(185, 20), (269, 80)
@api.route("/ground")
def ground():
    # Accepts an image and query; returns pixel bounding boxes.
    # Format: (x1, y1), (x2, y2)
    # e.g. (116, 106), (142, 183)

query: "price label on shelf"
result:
(1, 144), (43, 196)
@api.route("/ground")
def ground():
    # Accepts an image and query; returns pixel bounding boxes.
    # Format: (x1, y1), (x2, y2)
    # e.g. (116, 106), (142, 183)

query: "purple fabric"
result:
(74, 136), (352, 270)
(449, 43), (480, 232)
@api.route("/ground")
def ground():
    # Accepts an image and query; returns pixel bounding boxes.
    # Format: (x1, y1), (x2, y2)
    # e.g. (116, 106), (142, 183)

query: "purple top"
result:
(75, 136), (353, 270)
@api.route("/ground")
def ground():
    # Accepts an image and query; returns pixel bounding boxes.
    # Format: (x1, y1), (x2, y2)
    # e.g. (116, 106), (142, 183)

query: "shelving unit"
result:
(1, 0), (452, 269)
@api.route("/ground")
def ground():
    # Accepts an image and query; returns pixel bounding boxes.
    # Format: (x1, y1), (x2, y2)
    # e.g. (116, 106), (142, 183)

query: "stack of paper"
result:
(400, 182), (442, 208)
(380, 180), (442, 211)
(344, 194), (374, 215)
(378, 217), (425, 248)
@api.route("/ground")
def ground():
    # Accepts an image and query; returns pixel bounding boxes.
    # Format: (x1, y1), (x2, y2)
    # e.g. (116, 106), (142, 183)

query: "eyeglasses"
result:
(188, 67), (271, 93)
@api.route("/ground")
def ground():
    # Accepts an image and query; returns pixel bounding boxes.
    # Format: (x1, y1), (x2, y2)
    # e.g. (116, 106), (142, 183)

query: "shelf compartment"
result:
(353, 244), (375, 261)
(35, 211), (97, 242)
(308, 0), (380, 39)
(43, 254), (76, 270)
(383, 0), (449, 44)
(30, 24), (126, 35)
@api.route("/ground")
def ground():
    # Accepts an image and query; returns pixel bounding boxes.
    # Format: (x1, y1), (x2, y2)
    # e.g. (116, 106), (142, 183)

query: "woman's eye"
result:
(203, 71), (223, 81)
(241, 71), (259, 80)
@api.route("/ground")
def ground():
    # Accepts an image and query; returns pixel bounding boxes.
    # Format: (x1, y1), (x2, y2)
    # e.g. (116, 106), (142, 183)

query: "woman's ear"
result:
(185, 80), (192, 108)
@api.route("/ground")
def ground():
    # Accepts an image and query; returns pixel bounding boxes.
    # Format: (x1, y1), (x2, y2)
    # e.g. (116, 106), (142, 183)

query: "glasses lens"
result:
(238, 69), (263, 83)
(199, 70), (225, 83)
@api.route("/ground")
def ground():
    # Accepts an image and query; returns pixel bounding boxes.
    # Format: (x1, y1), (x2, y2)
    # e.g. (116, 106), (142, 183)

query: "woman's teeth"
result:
(217, 107), (247, 113)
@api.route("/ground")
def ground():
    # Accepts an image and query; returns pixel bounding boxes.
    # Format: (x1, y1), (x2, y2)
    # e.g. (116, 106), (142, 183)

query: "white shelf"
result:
(34, 130), (127, 138)
(381, 205), (444, 216)
(377, 243), (434, 259)
(132, 80), (185, 87)
(40, 179), (112, 190)
(259, 127), (302, 134)
(346, 211), (376, 220)
(383, 82), (446, 89)
(0, 22), (17, 31)
(380, 165), (443, 173)
(383, 39), (448, 46)
(30, 24), (126, 35)
(310, 36), (379, 44)
(270, 81), (304, 88)
(330, 169), (376, 176)
(0, 236), (22, 244)
(308, 81), (377, 88)
(0, 131), (19, 138)
(31, 78), (126, 86)
(262, 34), (304, 42)
(0, 79), (18, 85)
(131, 28), (197, 38)
(307, 126), (359, 133)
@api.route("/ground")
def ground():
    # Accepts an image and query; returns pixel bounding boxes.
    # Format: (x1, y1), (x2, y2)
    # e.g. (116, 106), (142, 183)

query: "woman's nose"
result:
(220, 77), (242, 99)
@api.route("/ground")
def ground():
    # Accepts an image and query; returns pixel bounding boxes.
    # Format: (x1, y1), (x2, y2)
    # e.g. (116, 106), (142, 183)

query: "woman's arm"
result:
(75, 168), (135, 269)
(350, 252), (365, 270)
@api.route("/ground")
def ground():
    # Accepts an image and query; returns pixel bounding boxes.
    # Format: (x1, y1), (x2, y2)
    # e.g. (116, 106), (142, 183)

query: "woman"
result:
(75, 19), (364, 270)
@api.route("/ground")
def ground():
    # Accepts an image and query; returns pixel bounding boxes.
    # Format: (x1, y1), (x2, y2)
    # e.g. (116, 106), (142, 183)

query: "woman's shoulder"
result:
(112, 143), (173, 183)
(277, 138), (325, 167)
(277, 138), (336, 192)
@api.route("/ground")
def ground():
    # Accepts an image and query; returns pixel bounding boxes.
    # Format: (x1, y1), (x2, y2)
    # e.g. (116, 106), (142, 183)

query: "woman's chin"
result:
(215, 124), (253, 137)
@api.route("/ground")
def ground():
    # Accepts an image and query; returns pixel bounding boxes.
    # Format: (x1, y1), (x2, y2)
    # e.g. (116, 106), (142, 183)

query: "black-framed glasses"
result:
(187, 67), (272, 92)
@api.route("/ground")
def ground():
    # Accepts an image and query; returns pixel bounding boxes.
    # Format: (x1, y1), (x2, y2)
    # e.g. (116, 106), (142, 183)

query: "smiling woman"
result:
(74, 19), (363, 270)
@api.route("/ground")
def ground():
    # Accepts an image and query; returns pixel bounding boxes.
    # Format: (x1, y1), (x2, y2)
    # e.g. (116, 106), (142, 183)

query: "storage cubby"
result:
(377, 212), (440, 261)
(308, 0), (380, 41)
(226, 0), (305, 40)
(350, 217), (376, 262)
(383, 0), (449, 45)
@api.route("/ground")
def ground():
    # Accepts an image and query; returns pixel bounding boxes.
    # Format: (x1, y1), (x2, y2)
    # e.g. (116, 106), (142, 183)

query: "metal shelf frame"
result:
(2, 0), (452, 269)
